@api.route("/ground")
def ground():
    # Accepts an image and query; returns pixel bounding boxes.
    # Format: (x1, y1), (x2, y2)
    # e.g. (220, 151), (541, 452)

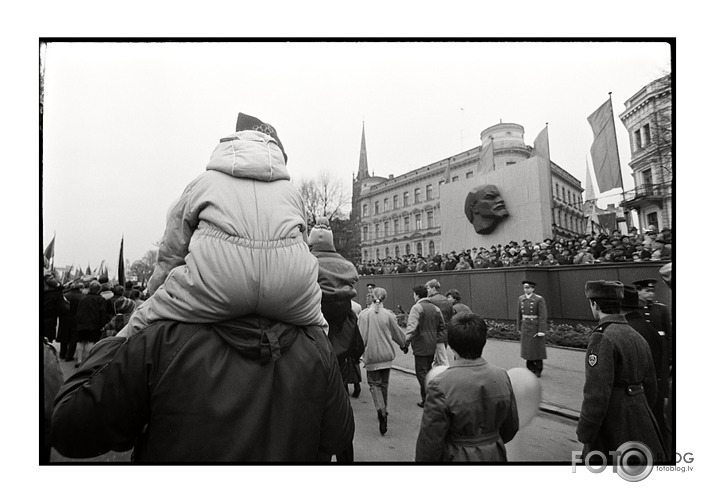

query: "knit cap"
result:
(308, 217), (335, 251)
(235, 112), (287, 162)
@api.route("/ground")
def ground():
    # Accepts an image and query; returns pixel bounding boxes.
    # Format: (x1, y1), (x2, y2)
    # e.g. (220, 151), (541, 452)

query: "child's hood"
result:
(205, 130), (291, 182)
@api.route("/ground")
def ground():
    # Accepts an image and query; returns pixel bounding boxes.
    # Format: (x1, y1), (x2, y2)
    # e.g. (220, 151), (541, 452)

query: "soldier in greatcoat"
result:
(621, 285), (670, 460)
(633, 279), (672, 370)
(577, 280), (665, 460)
(516, 280), (548, 377)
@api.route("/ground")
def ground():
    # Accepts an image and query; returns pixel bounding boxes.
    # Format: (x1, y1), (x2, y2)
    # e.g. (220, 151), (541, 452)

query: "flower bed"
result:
(486, 320), (592, 350)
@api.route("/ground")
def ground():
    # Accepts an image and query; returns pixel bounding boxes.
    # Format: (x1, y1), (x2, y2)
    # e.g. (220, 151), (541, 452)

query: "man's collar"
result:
(451, 357), (487, 367)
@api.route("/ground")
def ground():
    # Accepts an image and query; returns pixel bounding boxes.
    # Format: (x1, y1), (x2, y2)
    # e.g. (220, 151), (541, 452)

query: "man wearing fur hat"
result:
(577, 280), (665, 460)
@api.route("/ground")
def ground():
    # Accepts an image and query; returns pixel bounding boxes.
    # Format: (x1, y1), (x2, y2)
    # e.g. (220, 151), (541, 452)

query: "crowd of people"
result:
(42, 113), (673, 464)
(355, 227), (673, 275)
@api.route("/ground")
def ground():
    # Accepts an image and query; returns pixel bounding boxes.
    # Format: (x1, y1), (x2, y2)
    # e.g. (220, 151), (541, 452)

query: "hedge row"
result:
(486, 320), (593, 350)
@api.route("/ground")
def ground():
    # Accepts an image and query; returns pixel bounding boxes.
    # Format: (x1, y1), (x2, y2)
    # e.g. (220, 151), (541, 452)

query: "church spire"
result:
(357, 121), (369, 180)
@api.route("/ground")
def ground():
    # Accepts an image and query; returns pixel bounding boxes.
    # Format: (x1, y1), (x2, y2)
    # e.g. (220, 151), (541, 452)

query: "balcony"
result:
(622, 183), (671, 209)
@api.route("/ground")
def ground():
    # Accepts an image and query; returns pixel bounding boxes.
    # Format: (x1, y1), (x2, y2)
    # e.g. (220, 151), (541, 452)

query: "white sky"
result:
(42, 41), (671, 273)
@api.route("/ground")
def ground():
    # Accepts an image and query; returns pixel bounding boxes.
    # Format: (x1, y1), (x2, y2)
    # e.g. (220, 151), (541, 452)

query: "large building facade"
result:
(352, 122), (586, 263)
(618, 73), (673, 231)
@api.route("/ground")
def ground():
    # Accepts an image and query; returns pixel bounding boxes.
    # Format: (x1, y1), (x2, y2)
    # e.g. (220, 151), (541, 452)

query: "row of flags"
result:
(454, 95), (622, 198)
(43, 235), (126, 286)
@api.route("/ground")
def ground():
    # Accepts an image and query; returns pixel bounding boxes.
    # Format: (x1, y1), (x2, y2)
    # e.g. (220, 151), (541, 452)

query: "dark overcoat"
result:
(517, 293), (548, 360)
(52, 317), (354, 462)
(642, 301), (672, 367)
(576, 314), (665, 460)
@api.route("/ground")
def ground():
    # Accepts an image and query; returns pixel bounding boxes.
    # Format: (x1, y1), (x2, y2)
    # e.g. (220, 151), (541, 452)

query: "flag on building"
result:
(477, 141), (495, 174)
(587, 98), (622, 193)
(530, 126), (550, 160)
(117, 236), (126, 286)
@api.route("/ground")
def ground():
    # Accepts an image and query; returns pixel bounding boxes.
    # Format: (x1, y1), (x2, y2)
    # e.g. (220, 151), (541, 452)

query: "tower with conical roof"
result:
(351, 122), (370, 220)
(356, 121), (370, 181)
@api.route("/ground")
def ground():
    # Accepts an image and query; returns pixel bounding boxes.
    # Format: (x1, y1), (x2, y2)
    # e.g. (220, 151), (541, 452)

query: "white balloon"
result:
(507, 367), (542, 429)
(426, 365), (449, 385)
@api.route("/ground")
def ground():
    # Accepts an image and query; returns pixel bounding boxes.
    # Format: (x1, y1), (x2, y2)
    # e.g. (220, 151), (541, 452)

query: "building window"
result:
(415, 213), (422, 230)
(362, 203), (368, 217)
(376, 248), (380, 260)
(506, 161), (516, 166)
(452, 176), (459, 182)
(634, 130), (642, 151)
(374, 201), (379, 215)
(466, 171), (473, 179)
(426, 184), (433, 200)
(393, 195), (398, 209)
(385, 247), (389, 258)
(404, 215), (410, 233)
(642, 169), (653, 192)
(647, 212), (658, 231)
(414, 188), (421, 203)
(362, 225), (368, 241)
(395, 246), (400, 258)
(643, 124), (651, 146)
(562, 187), (566, 201)
(394, 218), (399, 235)
(374, 223), (380, 239)
(403, 192), (409, 207)
(427, 210), (434, 229)
(428, 241), (435, 257)
(405, 244), (411, 255)
(384, 221), (389, 237)
(555, 183), (560, 200)
(416, 242), (423, 256)
(363, 250), (368, 262)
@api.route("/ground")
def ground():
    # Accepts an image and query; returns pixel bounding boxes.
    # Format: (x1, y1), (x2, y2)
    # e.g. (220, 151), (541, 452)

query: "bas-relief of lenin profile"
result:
(464, 184), (509, 234)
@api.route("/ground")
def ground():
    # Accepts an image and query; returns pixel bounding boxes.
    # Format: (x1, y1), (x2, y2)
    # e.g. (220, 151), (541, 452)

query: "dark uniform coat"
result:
(517, 293), (548, 360)
(624, 311), (669, 457)
(576, 314), (665, 459)
(415, 358), (519, 462)
(642, 301), (672, 368)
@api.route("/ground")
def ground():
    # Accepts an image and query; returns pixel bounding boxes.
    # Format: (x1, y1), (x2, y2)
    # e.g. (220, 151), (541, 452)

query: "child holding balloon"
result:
(415, 312), (521, 462)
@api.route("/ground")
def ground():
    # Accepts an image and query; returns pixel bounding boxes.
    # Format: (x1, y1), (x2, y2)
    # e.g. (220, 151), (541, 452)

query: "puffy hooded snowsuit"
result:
(122, 129), (326, 336)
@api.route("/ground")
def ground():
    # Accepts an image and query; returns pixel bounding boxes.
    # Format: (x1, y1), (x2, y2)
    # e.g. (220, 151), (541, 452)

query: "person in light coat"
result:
(357, 287), (408, 435)
(116, 113), (326, 338)
(415, 312), (519, 462)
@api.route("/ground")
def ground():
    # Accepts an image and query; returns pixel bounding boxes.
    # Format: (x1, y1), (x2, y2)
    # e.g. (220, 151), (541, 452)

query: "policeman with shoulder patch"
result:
(577, 280), (665, 460)
(633, 279), (672, 370)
